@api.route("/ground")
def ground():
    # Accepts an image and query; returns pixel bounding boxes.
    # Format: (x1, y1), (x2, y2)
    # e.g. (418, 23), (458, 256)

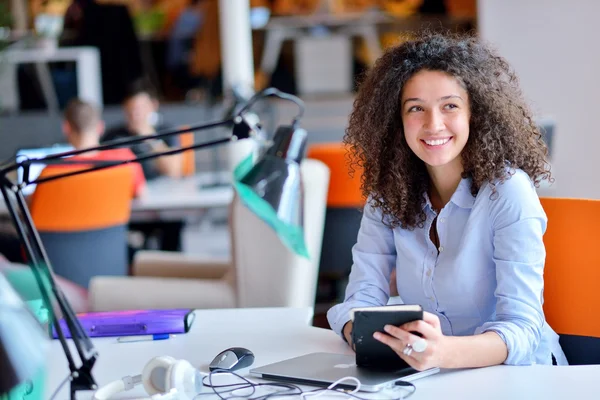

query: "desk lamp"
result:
(0, 88), (307, 399)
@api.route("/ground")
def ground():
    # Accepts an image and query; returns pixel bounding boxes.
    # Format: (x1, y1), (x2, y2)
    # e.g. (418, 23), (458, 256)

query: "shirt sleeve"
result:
(118, 148), (146, 198)
(100, 126), (125, 143)
(158, 123), (180, 147)
(475, 171), (547, 365)
(326, 200), (397, 337)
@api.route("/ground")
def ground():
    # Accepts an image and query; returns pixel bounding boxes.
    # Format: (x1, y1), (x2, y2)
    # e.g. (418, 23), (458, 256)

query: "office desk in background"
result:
(0, 172), (233, 222)
(0, 46), (103, 113)
(256, 11), (473, 94)
(130, 172), (233, 222)
(45, 307), (600, 400)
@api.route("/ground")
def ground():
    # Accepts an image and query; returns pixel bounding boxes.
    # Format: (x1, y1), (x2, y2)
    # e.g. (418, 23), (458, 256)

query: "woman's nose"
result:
(423, 110), (445, 133)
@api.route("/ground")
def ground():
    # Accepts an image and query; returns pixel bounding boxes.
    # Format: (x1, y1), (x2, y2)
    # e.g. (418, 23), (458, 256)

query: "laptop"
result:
(250, 352), (439, 392)
(15, 145), (74, 195)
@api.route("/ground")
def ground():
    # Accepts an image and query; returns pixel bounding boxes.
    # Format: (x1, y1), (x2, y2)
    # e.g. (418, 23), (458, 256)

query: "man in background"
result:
(102, 81), (186, 252)
(102, 80), (182, 180)
(58, 98), (147, 198)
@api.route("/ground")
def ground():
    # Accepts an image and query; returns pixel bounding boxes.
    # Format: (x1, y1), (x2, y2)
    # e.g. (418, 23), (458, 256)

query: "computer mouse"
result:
(209, 347), (255, 371)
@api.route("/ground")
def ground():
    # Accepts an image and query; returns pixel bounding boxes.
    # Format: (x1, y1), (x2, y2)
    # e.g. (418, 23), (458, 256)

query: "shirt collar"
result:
(422, 176), (475, 211)
(450, 176), (476, 209)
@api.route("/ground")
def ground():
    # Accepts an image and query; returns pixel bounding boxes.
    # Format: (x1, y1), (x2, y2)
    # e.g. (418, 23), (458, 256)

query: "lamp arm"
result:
(0, 178), (98, 399)
(0, 118), (236, 177)
(33, 137), (236, 186)
(237, 87), (305, 125)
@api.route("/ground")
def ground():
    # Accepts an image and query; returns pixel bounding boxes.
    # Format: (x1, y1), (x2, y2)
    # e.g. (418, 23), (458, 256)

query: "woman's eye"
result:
(444, 103), (458, 110)
(407, 106), (423, 112)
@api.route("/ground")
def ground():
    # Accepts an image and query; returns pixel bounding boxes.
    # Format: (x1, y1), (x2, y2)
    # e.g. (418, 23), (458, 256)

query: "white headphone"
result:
(93, 356), (204, 400)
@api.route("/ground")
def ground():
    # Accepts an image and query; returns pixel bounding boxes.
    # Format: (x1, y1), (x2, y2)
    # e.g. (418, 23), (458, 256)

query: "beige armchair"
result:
(88, 159), (330, 311)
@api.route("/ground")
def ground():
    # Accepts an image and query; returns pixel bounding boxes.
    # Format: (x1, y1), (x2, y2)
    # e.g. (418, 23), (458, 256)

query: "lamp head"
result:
(234, 125), (309, 257)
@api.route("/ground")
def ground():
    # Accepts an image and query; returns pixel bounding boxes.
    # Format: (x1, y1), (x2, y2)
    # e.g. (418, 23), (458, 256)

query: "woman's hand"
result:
(373, 311), (449, 371)
(343, 321), (356, 351)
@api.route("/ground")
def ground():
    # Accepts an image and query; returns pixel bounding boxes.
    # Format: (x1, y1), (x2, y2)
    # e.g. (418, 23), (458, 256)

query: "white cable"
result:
(93, 375), (142, 400)
(300, 376), (361, 400)
(48, 374), (71, 400)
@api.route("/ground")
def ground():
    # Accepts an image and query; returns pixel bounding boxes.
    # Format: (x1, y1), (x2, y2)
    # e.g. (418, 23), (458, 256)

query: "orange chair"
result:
(540, 197), (600, 364)
(306, 142), (366, 304)
(30, 165), (134, 288)
(179, 130), (196, 177)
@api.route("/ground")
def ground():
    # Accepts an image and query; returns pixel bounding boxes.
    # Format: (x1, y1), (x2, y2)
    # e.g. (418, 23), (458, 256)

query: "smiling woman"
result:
(327, 33), (563, 372)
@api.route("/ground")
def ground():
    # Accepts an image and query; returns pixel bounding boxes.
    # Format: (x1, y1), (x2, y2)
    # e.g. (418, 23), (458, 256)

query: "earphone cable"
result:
(206, 369), (258, 400)
(48, 374), (72, 400)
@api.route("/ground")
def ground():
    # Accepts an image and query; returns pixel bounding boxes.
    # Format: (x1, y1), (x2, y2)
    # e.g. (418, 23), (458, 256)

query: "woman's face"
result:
(401, 70), (471, 173)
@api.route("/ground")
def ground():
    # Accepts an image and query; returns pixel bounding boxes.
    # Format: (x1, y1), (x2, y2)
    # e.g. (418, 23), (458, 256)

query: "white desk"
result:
(45, 307), (600, 400)
(130, 173), (233, 222)
(0, 172), (234, 222)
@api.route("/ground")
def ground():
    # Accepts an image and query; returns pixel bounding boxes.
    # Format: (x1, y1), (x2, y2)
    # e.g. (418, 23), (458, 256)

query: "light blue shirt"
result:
(327, 169), (567, 365)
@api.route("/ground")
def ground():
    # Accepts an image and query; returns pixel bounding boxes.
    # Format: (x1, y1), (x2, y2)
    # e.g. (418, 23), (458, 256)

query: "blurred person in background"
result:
(165, 0), (206, 97)
(102, 80), (185, 252)
(57, 98), (147, 198)
(60, 0), (144, 104)
(102, 80), (182, 180)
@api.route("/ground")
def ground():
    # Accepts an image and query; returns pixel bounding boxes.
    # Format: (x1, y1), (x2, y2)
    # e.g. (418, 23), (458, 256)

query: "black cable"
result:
(48, 374), (71, 400)
(205, 369), (257, 400)
(197, 369), (415, 400)
(236, 88), (305, 126)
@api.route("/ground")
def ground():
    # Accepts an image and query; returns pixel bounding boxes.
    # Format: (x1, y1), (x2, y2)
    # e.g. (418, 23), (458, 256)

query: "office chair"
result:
(30, 165), (135, 288)
(306, 142), (365, 304)
(540, 197), (600, 364)
(87, 158), (330, 311)
(179, 129), (195, 177)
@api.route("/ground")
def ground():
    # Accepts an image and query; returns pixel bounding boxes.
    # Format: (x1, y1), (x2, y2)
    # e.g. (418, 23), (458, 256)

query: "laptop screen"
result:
(15, 145), (74, 196)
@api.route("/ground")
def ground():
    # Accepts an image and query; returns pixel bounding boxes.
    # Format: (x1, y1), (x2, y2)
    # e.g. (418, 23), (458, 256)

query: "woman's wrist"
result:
(438, 335), (457, 369)
(342, 321), (353, 346)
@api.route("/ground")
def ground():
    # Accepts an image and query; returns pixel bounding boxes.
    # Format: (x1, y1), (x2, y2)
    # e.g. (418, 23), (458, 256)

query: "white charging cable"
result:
(300, 376), (361, 400)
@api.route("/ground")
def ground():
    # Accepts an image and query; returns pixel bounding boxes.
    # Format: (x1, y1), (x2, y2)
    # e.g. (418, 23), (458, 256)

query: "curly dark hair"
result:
(345, 32), (552, 230)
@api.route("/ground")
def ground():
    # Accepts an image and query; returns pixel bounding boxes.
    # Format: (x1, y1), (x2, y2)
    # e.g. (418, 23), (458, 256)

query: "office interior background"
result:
(0, 0), (597, 328)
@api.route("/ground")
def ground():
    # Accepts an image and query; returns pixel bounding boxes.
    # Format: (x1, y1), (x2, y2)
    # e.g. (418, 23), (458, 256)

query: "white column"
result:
(10, 0), (28, 33)
(218, 0), (257, 172)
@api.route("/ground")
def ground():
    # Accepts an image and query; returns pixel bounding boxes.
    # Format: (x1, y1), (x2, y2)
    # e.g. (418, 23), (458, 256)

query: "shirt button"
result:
(426, 270), (432, 277)
(428, 296), (434, 301)
(440, 218), (446, 223)
(438, 246), (444, 252)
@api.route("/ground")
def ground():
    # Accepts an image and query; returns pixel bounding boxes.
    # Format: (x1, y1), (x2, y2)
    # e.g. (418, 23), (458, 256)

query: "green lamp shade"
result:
(0, 274), (49, 394)
(233, 125), (309, 258)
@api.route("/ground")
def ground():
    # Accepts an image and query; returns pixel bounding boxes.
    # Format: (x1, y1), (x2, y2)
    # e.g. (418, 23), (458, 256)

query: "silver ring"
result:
(402, 344), (413, 356)
(412, 338), (428, 353)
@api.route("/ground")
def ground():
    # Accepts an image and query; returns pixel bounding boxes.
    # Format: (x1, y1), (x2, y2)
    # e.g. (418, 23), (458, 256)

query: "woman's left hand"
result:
(373, 311), (449, 371)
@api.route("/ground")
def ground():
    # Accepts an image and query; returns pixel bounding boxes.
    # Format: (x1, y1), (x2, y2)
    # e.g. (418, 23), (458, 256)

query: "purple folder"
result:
(52, 308), (195, 338)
